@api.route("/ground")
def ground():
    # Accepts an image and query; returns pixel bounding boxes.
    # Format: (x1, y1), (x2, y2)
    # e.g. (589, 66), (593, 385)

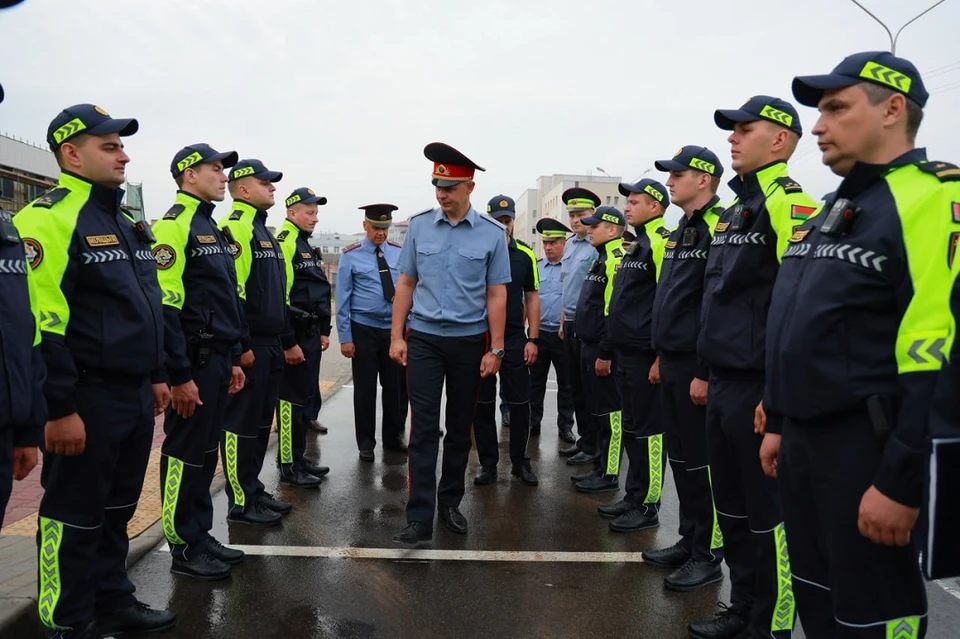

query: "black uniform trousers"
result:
(406, 330), (485, 524)
(580, 341), (622, 476)
(564, 320), (592, 452)
(659, 352), (722, 563)
(779, 412), (927, 639)
(221, 340), (282, 515)
(707, 375), (792, 637)
(614, 348), (664, 515)
(351, 321), (405, 452)
(160, 353), (231, 561)
(37, 375), (153, 632)
(276, 333), (322, 472)
(474, 333), (531, 467)
(529, 329), (574, 432)
(0, 426), (13, 529)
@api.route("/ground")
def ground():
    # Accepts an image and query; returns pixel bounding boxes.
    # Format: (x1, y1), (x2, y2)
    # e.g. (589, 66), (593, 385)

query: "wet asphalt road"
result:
(125, 381), (960, 639)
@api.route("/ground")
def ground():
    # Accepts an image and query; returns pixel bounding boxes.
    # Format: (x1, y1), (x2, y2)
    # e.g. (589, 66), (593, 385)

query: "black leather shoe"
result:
(171, 550), (231, 581)
(597, 498), (634, 520)
(227, 502), (282, 526)
(438, 507), (468, 534)
(511, 462), (539, 486)
(258, 492), (292, 514)
(664, 558), (724, 592)
(308, 420), (328, 433)
(575, 474), (619, 493)
(642, 541), (691, 568)
(279, 469), (322, 488)
(566, 451), (594, 466)
(383, 440), (408, 453)
(558, 444), (580, 457)
(206, 538), (244, 565)
(474, 465), (497, 485)
(393, 522), (433, 544)
(301, 460), (330, 477)
(95, 601), (177, 636)
(688, 603), (750, 639)
(359, 450), (375, 462)
(570, 468), (601, 483)
(558, 428), (576, 443)
(609, 509), (659, 533)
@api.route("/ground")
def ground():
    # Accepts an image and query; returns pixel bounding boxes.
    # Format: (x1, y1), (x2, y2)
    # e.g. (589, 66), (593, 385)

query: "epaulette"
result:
(408, 208), (433, 220)
(612, 247), (624, 258)
(516, 238), (532, 249)
(387, 240), (401, 248)
(656, 226), (671, 238)
(481, 215), (506, 229)
(229, 209), (243, 221)
(917, 161), (960, 182)
(276, 230), (290, 241)
(775, 176), (803, 194)
(163, 204), (185, 220)
(342, 242), (361, 253)
(32, 187), (70, 209)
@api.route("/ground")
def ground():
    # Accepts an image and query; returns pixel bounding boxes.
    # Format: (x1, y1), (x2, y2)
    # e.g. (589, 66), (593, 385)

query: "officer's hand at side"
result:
(284, 345), (306, 365)
(320, 335), (330, 351)
(858, 485), (920, 547)
(240, 349), (255, 369)
(45, 413), (86, 456)
(480, 353), (501, 378)
(390, 338), (407, 366)
(759, 433), (780, 479)
(153, 383), (172, 416)
(558, 324), (564, 341)
(648, 357), (660, 384)
(523, 342), (538, 366)
(12, 446), (38, 480)
(690, 377), (708, 405)
(341, 343), (356, 359)
(595, 358), (611, 377)
(229, 367), (245, 395)
(171, 380), (203, 419)
(754, 402), (766, 435)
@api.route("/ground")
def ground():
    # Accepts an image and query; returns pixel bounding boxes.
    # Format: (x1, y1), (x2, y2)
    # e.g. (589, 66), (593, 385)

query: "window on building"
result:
(614, 196), (619, 206)
(334, 246), (340, 254)
(606, 196), (611, 204)
(322, 246), (330, 254)
(0, 177), (13, 198)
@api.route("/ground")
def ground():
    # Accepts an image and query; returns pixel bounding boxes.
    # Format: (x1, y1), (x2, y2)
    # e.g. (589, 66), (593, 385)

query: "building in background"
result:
(0, 133), (58, 212)
(388, 219), (409, 246)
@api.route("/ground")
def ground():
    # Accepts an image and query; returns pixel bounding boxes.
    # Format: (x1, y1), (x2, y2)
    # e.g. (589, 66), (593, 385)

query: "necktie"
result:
(376, 247), (395, 303)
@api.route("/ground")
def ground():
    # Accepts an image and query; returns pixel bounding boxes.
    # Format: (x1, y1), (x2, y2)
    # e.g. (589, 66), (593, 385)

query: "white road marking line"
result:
(158, 545), (646, 563)
(937, 578), (960, 602)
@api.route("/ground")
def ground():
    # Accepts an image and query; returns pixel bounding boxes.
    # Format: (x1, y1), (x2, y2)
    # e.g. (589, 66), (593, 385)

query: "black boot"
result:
(511, 462), (538, 486)
(227, 502), (282, 526)
(642, 541), (691, 568)
(438, 507), (468, 534)
(664, 558), (724, 592)
(597, 498), (634, 520)
(257, 491), (292, 514)
(279, 468), (322, 488)
(575, 474), (619, 493)
(393, 522), (433, 544)
(206, 538), (244, 565)
(688, 603), (750, 639)
(609, 508), (659, 532)
(474, 465), (497, 485)
(95, 601), (177, 636)
(570, 468), (601, 483)
(566, 451), (594, 466)
(171, 550), (231, 581)
(301, 460), (331, 477)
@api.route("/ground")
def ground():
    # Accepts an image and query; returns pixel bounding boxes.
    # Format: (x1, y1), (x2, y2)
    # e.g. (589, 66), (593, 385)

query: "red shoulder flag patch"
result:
(791, 205), (817, 221)
(952, 202), (960, 223)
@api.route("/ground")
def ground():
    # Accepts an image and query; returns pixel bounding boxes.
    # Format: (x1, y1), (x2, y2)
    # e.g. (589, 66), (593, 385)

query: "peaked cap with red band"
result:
(424, 142), (485, 187)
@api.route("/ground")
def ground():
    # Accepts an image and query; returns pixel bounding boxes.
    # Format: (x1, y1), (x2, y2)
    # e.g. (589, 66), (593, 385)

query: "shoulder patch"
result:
(656, 226), (671, 238)
(387, 240), (402, 248)
(480, 215), (505, 229)
(612, 247), (624, 258)
(342, 242), (361, 253)
(715, 221), (730, 233)
(32, 187), (70, 209)
(409, 208), (433, 219)
(917, 161), (960, 182)
(151, 244), (177, 270)
(775, 176), (803, 194)
(22, 238), (43, 268)
(276, 230), (290, 241)
(229, 209), (244, 221)
(163, 204), (185, 220)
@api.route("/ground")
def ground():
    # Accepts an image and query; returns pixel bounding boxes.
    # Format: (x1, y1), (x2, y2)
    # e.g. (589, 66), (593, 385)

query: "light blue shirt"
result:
(560, 234), (595, 321)
(538, 258), (563, 332)
(336, 236), (401, 343)
(397, 206), (512, 337)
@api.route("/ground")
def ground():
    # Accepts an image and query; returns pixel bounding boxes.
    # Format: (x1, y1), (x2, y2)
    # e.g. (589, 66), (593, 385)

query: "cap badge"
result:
(380, 215), (388, 221)
(674, 148), (684, 158)
(437, 164), (448, 175)
(307, 188), (315, 195)
(93, 105), (110, 116)
(499, 199), (508, 208)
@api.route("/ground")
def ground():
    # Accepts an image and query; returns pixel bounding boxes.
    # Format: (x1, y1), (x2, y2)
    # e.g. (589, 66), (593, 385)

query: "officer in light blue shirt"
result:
(557, 187), (602, 459)
(390, 142), (511, 544)
(336, 204), (407, 461)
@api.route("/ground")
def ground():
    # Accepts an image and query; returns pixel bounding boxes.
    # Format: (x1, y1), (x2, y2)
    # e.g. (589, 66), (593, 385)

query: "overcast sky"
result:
(3, 0), (959, 231)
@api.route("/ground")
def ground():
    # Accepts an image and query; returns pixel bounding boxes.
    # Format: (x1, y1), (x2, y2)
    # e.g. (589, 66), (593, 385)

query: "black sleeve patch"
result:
(775, 176), (803, 193)
(32, 187), (70, 209)
(229, 210), (244, 220)
(163, 204), (185, 220)
(612, 247), (624, 258)
(276, 230), (290, 241)
(656, 226), (671, 238)
(917, 161), (960, 182)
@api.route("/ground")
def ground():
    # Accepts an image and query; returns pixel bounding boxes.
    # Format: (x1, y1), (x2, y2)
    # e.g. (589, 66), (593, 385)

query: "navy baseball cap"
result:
(285, 187), (327, 208)
(619, 178), (670, 209)
(229, 159), (282, 183)
(47, 103), (138, 150)
(793, 51), (929, 108)
(487, 195), (516, 220)
(715, 95), (803, 136)
(170, 143), (238, 178)
(655, 145), (724, 178)
(581, 206), (626, 227)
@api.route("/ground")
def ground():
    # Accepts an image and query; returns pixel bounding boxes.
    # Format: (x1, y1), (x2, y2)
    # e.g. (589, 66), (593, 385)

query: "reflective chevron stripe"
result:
(162, 290), (184, 306)
(162, 457), (186, 545)
(134, 249), (155, 261)
(0, 258), (26, 274)
(783, 244), (811, 258)
(80, 249), (128, 264)
(278, 400), (294, 465)
(772, 523), (796, 632)
(643, 433), (663, 504)
(886, 617), (921, 639)
(707, 467), (724, 551)
(814, 243), (888, 272)
(725, 232), (767, 246)
(224, 432), (244, 507)
(190, 246), (224, 258)
(677, 249), (708, 260)
(38, 517), (67, 630)
(254, 250), (278, 259)
(605, 411), (622, 476)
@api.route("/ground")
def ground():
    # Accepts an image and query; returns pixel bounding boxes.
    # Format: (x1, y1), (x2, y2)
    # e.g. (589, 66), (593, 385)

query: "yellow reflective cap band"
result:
(52, 118), (87, 144)
(689, 158), (716, 175)
(176, 151), (203, 173)
(566, 198), (595, 209)
(285, 194), (302, 207)
(541, 230), (567, 238)
(760, 105), (794, 127)
(644, 184), (665, 202)
(860, 61), (912, 93)
(232, 166), (255, 179)
(600, 212), (621, 224)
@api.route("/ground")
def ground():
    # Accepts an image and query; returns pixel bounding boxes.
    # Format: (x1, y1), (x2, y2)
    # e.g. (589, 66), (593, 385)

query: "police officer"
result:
(559, 188), (603, 463)
(15, 104), (175, 638)
(529, 218), (575, 444)
(762, 51), (957, 639)
(220, 159), (289, 525)
(274, 187), (332, 486)
(643, 145), (725, 592)
(390, 143), (511, 543)
(599, 179), (671, 533)
(571, 206), (625, 494)
(689, 97), (817, 638)
(337, 204), (406, 461)
(153, 144), (248, 581)
(474, 195), (540, 487)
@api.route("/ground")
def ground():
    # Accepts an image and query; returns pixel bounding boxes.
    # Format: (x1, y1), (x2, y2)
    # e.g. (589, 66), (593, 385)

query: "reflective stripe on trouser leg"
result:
(772, 522), (796, 633)
(605, 411), (623, 475)
(644, 433), (664, 504)
(886, 617), (922, 638)
(278, 399), (294, 465)
(38, 517), (67, 631)
(707, 466), (724, 551)
(161, 456), (186, 545)
(223, 432), (244, 508)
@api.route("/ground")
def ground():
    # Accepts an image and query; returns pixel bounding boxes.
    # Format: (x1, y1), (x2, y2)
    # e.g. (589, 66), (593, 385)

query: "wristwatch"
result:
(527, 337), (540, 346)
(489, 348), (505, 359)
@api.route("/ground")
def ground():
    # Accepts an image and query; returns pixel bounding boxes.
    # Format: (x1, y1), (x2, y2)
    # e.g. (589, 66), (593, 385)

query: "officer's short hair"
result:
(859, 82), (923, 142)
(52, 133), (89, 168)
(709, 176), (721, 193)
